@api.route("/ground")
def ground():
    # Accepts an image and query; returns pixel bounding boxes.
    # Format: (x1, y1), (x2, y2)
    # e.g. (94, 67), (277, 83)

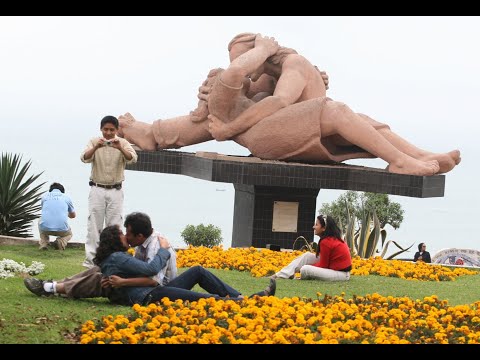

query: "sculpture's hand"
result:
(320, 70), (329, 90)
(190, 102), (209, 123)
(197, 85), (211, 102)
(208, 114), (231, 141)
(191, 78), (212, 122)
(255, 34), (279, 57)
(194, 68), (223, 120)
(314, 66), (329, 90)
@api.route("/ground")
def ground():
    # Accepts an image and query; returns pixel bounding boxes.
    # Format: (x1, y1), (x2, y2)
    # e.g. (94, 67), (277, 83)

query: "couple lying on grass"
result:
(24, 212), (351, 306)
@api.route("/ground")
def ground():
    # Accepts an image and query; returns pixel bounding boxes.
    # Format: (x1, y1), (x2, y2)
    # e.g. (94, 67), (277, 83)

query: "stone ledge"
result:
(127, 149), (446, 198)
(0, 235), (84, 249)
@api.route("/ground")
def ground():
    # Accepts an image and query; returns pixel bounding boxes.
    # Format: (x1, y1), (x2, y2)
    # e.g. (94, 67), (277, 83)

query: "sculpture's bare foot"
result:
(388, 157), (440, 176)
(420, 150), (461, 174)
(449, 149), (461, 165)
(118, 112), (157, 151)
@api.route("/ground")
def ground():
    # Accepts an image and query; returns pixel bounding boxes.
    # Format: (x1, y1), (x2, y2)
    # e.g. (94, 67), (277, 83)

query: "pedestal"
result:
(232, 184), (319, 248)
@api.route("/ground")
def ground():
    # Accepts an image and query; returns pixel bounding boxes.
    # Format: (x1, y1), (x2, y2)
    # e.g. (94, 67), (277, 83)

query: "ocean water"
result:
(1, 113), (475, 259)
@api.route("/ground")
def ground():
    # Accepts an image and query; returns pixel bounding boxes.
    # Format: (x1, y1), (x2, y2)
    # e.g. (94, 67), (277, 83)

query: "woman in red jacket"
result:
(272, 215), (352, 281)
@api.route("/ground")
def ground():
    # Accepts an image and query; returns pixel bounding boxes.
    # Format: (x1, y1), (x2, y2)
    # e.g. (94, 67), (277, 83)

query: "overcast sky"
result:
(0, 16), (478, 257)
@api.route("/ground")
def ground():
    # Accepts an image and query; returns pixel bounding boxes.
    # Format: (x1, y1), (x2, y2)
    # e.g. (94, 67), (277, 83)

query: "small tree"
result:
(319, 191), (404, 231)
(319, 191), (359, 230)
(361, 192), (403, 229)
(181, 223), (223, 248)
(0, 153), (45, 237)
(320, 191), (408, 259)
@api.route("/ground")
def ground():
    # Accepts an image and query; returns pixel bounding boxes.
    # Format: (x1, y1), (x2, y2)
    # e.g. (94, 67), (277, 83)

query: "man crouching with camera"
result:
(81, 115), (138, 269)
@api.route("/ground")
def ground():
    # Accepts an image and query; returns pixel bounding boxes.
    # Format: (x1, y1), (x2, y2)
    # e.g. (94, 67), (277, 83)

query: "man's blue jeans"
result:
(143, 265), (242, 304)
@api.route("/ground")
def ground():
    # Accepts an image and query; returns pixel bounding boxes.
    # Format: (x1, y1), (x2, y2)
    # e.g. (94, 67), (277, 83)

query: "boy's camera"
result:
(104, 140), (112, 146)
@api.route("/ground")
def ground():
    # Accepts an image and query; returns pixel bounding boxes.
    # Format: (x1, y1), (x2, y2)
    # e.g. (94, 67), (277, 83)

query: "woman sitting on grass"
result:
(94, 225), (276, 305)
(271, 215), (352, 281)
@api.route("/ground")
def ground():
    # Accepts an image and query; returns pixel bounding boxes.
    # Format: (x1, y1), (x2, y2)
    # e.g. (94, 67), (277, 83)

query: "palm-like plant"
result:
(0, 153), (45, 237)
(342, 201), (413, 259)
(292, 236), (318, 253)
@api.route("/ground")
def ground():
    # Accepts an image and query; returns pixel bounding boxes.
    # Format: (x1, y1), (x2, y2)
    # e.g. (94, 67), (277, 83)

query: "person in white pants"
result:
(272, 215), (352, 281)
(81, 115), (138, 268)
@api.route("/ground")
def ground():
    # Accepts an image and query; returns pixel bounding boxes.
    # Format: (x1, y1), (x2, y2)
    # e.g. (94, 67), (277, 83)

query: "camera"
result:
(104, 140), (112, 146)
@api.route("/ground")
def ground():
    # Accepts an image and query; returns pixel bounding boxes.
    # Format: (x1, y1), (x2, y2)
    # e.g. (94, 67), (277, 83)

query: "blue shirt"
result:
(100, 248), (171, 305)
(39, 189), (75, 232)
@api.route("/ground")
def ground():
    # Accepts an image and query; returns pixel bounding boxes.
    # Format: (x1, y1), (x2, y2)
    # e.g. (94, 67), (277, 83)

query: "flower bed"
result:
(80, 294), (480, 344)
(177, 247), (478, 281)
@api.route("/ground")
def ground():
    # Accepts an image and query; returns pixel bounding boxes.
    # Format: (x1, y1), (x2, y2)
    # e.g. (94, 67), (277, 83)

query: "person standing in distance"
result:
(81, 115), (138, 268)
(38, 182), (76, 250)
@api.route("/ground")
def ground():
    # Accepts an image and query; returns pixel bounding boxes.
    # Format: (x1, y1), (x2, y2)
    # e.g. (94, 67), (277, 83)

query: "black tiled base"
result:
(127, 150), (445, 198)
(232, 184), (319, 249)
(127, 149), (446, 248)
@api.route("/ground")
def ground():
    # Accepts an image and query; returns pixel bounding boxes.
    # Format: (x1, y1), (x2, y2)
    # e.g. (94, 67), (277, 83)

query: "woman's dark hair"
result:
(124, 212), (153, 238)
(100, 115), (119, 129)
(49, 182), (65, 193)
(93, 225), (126, 266)
(418, 242), (425, 252)
(316, 215), (343, 256)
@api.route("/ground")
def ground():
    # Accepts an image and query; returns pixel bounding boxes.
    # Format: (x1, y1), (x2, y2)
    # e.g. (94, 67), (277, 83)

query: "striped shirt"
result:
(135, 231), (178, 286)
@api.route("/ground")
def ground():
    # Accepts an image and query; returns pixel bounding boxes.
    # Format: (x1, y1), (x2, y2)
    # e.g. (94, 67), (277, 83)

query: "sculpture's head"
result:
(228, 33), (257, 62)
(228, 33), (264, 82)
(228, 32), (298, 79)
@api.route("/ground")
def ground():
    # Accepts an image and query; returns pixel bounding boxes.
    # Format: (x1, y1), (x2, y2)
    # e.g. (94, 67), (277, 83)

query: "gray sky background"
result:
(0, 16), (478, 257)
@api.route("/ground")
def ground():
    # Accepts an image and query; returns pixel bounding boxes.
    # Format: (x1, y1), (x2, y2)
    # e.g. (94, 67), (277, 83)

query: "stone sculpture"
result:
(118, 33), (460, 176)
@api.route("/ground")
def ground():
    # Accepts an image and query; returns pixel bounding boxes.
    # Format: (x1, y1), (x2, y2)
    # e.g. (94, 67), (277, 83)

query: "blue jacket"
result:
(100, 248), (171, 305)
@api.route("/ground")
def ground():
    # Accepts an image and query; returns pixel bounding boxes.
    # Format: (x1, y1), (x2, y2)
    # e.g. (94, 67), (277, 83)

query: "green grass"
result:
(1, 244), (480, 343)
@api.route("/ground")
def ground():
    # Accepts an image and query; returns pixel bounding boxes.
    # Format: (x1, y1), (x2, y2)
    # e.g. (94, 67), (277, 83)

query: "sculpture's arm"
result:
(210, 55), (308, 141)
(221, 35), (278, 89)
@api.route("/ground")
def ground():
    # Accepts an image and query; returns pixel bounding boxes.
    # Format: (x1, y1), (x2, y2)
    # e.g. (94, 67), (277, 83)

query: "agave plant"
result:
(292, 236), (318, 253)
(0, 153), (45, 237)
(343, 201), (413, 259)
(342, 205), (358, 257)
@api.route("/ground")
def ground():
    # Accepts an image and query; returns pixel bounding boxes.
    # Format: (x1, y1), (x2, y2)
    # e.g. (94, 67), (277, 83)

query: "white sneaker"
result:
(82, 260), (94, 269)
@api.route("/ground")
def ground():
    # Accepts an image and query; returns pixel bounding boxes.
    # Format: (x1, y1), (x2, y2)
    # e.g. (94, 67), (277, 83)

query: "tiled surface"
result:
(127, 149), (446, 248)
(231, 185), (319, 249)
(127, 150), (184, 175)
(127, 150), (446, 198)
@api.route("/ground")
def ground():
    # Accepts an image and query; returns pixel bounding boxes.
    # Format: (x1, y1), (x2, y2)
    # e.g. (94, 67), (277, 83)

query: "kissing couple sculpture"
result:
(118, 33), (460, 176)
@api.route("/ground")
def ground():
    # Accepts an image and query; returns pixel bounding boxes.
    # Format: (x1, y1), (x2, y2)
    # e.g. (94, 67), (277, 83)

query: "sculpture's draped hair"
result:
(228, 32), (297, 65)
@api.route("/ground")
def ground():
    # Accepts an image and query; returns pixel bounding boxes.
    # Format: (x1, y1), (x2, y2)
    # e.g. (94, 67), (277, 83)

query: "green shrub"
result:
(181, 224), (223, 248)
(0, 153), (45, 237)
